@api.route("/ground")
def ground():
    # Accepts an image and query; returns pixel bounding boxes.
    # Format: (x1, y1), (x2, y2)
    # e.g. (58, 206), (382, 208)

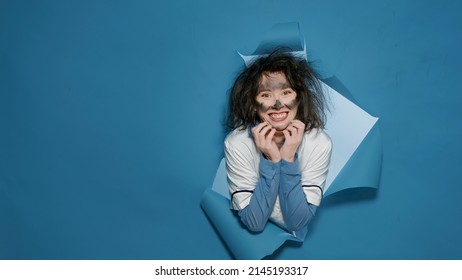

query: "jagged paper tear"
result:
(200, 22), (382, 259)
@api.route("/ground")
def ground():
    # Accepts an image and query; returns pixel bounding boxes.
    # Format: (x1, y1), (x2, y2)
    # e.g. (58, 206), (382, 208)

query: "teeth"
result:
(270, 113), (287, 120)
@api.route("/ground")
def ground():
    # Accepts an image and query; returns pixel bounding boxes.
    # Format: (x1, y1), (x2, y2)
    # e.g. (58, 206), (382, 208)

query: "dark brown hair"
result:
(226, 51), (326, 132)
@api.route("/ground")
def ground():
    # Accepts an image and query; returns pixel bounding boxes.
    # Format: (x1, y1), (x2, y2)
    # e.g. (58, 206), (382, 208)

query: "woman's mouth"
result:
(268, 112), (288, 122)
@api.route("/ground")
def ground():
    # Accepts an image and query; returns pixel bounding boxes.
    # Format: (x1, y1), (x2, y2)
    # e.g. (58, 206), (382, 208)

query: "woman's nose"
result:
(271, 99), (283, 110)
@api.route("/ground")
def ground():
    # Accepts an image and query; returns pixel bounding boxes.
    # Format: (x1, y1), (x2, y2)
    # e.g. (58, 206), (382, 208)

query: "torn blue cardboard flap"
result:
(200, 22), (382, 259)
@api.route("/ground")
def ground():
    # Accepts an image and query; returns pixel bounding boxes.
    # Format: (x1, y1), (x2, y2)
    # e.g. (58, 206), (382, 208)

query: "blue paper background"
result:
(1, 0), (461, 259)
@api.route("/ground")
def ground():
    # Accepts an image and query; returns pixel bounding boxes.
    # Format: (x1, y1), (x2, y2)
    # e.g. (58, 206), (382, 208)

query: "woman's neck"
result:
(273, 132), (285, 148)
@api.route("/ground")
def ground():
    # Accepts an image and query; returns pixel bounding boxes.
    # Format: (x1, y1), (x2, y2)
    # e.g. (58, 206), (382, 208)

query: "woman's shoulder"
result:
(304, 128), (332, 144)
(224, 127), (253, 147)
(301, 128), (333, 152)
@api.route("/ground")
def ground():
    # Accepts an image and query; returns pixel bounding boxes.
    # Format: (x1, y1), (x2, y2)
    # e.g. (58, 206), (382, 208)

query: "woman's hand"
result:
(252, 122), (281, 162)
(280, 120), (305, 162)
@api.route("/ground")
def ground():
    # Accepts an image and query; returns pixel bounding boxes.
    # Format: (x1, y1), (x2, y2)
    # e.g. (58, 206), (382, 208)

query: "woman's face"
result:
(255, 71), (298, 131)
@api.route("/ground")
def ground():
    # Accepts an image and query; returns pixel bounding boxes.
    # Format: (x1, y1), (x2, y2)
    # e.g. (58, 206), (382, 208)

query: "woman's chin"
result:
(274, 127), (287, 134)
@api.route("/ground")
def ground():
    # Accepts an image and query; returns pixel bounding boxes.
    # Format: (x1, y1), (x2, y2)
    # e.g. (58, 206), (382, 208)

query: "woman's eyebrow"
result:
(280, 83), (292, 89)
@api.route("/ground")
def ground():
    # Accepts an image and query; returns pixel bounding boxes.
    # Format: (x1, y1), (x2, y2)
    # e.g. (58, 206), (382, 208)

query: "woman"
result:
(225, 51), (332, 233)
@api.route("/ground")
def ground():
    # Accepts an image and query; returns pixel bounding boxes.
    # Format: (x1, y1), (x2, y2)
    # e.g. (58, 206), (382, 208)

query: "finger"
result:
(292, 120), (305, 130)
(266, 127), (277, 142)
(252, 123), (268, 141)
(255, 126), (272, 147)
(291, 119), (304, 125)
(260, 125), (273, 139)
(289, 121), (305, 137)
(261, 117), (272, 126)
(282, 129), (291, 139)
(252, 122), (268, 134)
(285, 125), (297, 137)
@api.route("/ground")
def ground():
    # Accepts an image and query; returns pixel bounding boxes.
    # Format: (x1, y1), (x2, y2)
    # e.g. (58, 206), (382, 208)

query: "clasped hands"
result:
(252, 120), (305, 163)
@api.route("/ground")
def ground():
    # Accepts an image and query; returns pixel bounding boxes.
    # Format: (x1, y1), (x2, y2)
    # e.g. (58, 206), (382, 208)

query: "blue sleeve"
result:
(238, 154), (280, 232)
(279, 156), (317, 232)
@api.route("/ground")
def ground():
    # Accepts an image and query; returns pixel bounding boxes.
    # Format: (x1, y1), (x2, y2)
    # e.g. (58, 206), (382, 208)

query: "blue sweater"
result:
(237, 154), (317, 233)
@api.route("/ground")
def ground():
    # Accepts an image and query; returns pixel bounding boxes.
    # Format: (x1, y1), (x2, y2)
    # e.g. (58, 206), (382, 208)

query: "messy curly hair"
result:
(226, 51), (326, 132)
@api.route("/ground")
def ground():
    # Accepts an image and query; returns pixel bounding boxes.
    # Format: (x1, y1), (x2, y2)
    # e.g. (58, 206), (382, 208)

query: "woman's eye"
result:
(283, 90), (293, 95)
(260, 93), (270, 98)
